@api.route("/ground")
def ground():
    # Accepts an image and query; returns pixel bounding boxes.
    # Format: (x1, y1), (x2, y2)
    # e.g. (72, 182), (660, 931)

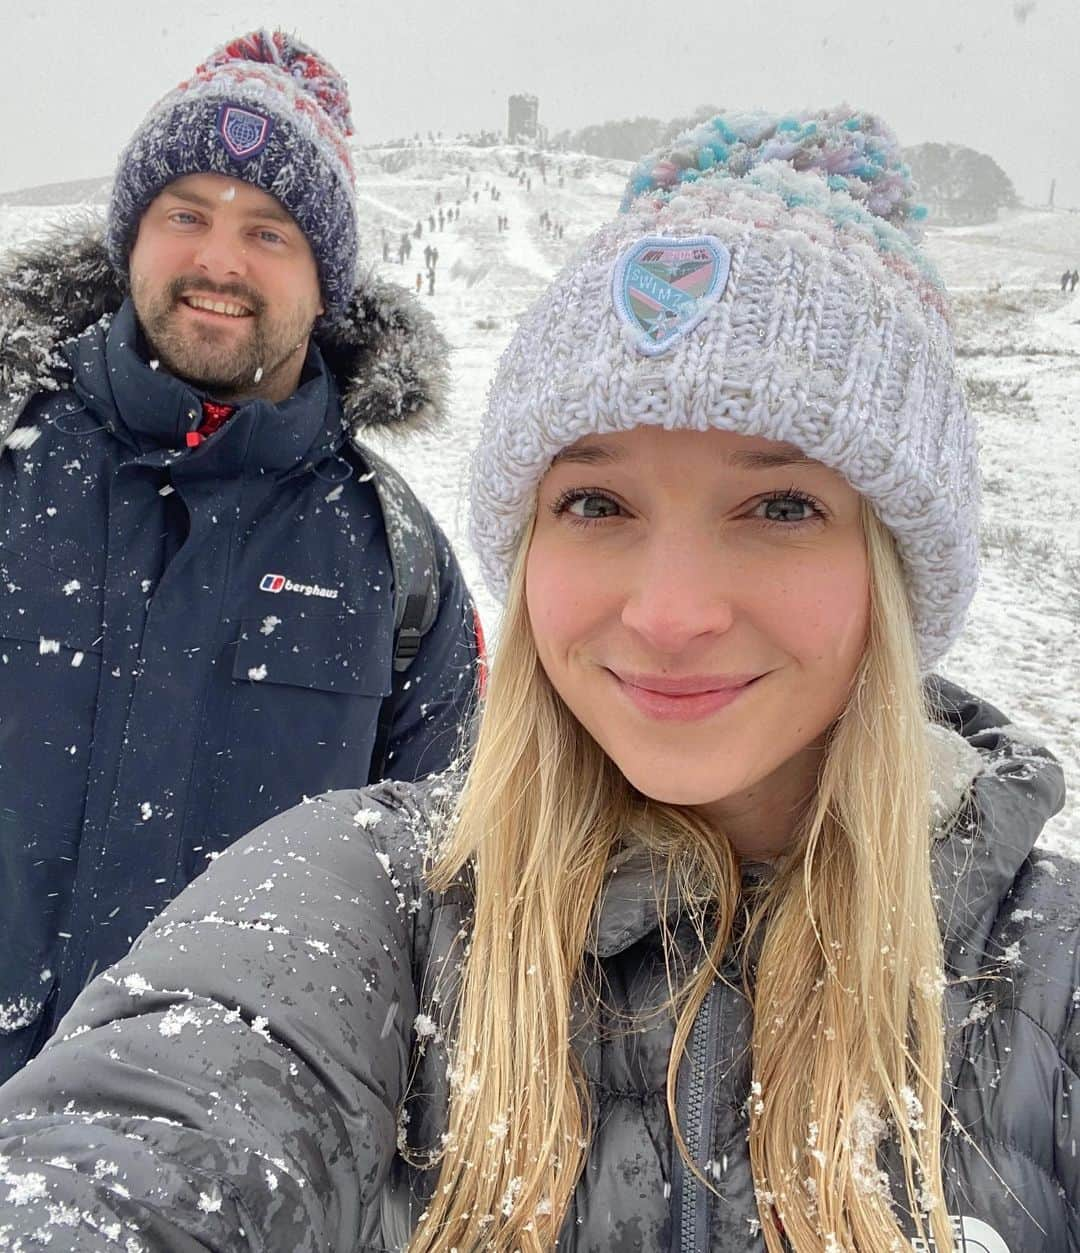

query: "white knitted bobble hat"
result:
(469, 107), (979, 669)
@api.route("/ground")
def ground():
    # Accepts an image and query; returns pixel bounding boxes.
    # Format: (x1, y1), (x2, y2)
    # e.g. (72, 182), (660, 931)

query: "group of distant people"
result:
(539, 209), (565, 240)
(1060, 267), (1079, 292)
(377, 164), (576, 286)
(416, 242), (441, 295)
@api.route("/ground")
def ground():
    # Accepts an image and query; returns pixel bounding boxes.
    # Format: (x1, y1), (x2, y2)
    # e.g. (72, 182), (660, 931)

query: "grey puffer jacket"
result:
(0, 680), (1073, 1252)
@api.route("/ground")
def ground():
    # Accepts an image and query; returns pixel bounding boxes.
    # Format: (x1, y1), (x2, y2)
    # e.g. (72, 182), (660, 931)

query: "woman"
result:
(0, 110), (1073, 1253)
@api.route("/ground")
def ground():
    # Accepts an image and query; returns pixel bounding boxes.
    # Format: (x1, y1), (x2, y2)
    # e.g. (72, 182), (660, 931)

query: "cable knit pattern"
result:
(469, 108), (978, 668)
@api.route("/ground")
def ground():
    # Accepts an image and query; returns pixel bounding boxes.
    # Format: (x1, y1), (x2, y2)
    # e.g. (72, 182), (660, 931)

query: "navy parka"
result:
(0, 239), (479, 1081)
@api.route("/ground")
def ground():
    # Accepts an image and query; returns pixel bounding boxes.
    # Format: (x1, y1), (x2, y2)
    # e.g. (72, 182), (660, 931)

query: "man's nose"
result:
(192, 228), (247, 281)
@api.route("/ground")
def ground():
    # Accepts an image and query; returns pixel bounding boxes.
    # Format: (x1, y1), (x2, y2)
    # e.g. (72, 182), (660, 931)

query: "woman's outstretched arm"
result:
(0, 782), (433, 1252)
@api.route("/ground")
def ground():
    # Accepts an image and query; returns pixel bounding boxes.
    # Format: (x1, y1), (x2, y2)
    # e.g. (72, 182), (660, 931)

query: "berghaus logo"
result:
(259, 573), (339, 600)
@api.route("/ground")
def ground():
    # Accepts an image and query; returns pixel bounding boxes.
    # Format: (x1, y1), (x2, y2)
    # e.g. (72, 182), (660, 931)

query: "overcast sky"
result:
(5, 0), (1079, 208)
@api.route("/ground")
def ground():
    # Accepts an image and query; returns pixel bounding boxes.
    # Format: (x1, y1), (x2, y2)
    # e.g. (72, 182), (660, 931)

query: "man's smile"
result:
(180, 294), (254, 318)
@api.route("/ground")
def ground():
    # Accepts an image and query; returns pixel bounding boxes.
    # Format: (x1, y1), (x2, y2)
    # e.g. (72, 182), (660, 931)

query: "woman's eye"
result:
(554, 491), (622, 521)
(754, 494), (822, 524)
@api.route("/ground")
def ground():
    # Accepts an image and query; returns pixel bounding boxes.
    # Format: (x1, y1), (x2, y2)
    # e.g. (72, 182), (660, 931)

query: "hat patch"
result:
(612, 235), (730, 356)
(217, 104), (273, 160)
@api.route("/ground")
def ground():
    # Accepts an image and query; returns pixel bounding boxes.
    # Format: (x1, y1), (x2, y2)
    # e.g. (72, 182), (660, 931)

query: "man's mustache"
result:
(166, 277), (265, 316)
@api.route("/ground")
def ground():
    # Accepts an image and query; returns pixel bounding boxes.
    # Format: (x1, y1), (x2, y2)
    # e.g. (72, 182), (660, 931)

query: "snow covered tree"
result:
(903, 142), (1020, 225)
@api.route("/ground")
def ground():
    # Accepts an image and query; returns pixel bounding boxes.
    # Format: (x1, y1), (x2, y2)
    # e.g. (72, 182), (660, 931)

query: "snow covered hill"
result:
(3, 143), (1077, 853)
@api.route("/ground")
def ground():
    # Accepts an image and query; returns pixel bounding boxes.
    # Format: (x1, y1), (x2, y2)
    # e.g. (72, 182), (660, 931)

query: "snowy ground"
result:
(2, 144), (1077, 853)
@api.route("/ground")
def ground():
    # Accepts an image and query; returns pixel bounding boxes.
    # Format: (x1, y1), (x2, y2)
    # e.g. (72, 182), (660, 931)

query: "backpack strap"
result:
(349, 443), (441, 783)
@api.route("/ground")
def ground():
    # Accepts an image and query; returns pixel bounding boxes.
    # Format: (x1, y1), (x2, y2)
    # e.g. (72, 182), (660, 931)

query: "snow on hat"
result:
(469, 107), (979, 668)
(107, 30), (358, 317)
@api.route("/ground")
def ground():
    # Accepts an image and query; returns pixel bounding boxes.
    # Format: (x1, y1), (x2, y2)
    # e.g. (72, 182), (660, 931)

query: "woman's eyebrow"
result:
(725, 449), (817, 470)
(550, 445), (817, 470)
(550, 444), (622, 466)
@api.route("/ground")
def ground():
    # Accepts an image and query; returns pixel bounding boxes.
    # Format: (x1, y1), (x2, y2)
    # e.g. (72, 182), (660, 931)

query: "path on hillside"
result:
(498, 185), (559, 286)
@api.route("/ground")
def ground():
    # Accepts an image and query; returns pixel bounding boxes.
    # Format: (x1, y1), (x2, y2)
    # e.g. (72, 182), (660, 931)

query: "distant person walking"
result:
(1062, 269), (1071, 292)
(1071, 269), (1079, 292)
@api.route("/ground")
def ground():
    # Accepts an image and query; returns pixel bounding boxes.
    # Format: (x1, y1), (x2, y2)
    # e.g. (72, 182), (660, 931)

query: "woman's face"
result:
(526, 426), (871, 856)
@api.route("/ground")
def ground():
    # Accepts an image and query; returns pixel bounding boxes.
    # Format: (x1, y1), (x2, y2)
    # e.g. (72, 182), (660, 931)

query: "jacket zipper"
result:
(678, 980), (719, 1253)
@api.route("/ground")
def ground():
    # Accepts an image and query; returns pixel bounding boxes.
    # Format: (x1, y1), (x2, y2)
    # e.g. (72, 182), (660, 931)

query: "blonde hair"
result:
(413, 501), (953, 1252)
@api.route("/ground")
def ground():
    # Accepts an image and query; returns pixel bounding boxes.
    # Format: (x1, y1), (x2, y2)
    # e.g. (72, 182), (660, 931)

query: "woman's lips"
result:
(611, 671), (762, 722)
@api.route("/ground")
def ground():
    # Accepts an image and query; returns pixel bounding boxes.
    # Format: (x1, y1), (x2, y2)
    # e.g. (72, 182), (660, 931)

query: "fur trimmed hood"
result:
(0, 217), (449, 436)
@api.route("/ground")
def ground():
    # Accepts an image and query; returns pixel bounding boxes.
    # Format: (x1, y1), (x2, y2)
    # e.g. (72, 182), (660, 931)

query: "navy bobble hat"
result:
(107, 30), (359, 317)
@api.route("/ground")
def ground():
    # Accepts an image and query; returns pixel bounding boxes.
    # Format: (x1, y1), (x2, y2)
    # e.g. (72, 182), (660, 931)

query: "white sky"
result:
(5, 0), (1080, 208)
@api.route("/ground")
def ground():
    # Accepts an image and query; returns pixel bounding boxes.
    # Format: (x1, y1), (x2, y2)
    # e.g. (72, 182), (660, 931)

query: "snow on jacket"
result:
(0, 679), (1072, 1252)
(0, 225), (480, 1082)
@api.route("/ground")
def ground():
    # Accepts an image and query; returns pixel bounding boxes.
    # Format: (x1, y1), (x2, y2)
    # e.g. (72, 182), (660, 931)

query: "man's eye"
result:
(257, 230), (285, 245)
(170, 212), (199, 225)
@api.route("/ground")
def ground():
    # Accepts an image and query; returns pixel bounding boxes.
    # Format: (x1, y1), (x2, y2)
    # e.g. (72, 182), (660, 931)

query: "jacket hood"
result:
(0, 216), (449, 436)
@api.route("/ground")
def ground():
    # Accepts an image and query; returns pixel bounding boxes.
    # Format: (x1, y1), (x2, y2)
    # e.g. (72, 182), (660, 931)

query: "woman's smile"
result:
(606, 667), (765, 722)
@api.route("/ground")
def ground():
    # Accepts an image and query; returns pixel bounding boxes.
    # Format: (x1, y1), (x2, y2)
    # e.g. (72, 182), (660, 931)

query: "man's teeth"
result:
(185, 296), (251, 317)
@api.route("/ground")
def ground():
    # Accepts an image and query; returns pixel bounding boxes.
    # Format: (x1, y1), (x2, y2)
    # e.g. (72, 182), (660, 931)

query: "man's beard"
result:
(132, 275), (316, 401)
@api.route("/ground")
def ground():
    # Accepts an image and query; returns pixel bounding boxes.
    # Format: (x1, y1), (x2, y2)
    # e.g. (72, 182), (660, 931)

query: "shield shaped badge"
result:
(612, 235), (731, 357)
(217, 104), (273, 161)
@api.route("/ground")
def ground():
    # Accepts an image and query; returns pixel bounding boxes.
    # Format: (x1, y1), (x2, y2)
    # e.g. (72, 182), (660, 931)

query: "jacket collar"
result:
(61, 299), (340, 476)
(589, 711), (1066, 963)
(0, 217), (449, 439)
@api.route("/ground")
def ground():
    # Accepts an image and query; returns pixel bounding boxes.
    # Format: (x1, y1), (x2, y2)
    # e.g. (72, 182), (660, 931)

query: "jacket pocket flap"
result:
(233, 611), (393, 697)
(0, 546), (102, 652)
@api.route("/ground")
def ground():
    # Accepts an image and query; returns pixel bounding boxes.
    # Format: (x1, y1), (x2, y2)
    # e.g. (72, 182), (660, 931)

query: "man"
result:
(0, 30), (481, 1081)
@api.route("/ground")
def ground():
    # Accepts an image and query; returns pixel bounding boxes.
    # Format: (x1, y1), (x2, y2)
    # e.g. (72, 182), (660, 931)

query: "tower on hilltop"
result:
(508, 94), (539, 143)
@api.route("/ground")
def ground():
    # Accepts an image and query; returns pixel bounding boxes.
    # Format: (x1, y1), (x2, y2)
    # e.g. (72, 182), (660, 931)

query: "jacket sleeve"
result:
(382, 513), (481, 782)
(0, 782), (432, 1252)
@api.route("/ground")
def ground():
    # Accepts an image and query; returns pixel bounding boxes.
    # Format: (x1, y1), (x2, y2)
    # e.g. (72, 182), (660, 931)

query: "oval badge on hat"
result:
(217, 104), (273, 161)
(612, 235), (731, 357)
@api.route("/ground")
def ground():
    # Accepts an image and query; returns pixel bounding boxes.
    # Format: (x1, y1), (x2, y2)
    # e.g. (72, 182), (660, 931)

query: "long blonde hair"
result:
(414, 501), (953, 1252)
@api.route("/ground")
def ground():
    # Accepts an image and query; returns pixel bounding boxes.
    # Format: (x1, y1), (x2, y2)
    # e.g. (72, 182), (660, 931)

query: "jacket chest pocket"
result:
(231, 610), (393, 698)
(0, 542), (104, 657)
(188, 611), (395, 877)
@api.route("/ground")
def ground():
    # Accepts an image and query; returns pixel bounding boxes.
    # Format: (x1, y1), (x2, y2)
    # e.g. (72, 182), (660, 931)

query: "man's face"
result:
(129, 173), (324, 404)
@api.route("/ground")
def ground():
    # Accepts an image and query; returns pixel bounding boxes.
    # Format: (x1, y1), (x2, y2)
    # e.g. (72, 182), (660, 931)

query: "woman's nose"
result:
(619, 535), (736, 654)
